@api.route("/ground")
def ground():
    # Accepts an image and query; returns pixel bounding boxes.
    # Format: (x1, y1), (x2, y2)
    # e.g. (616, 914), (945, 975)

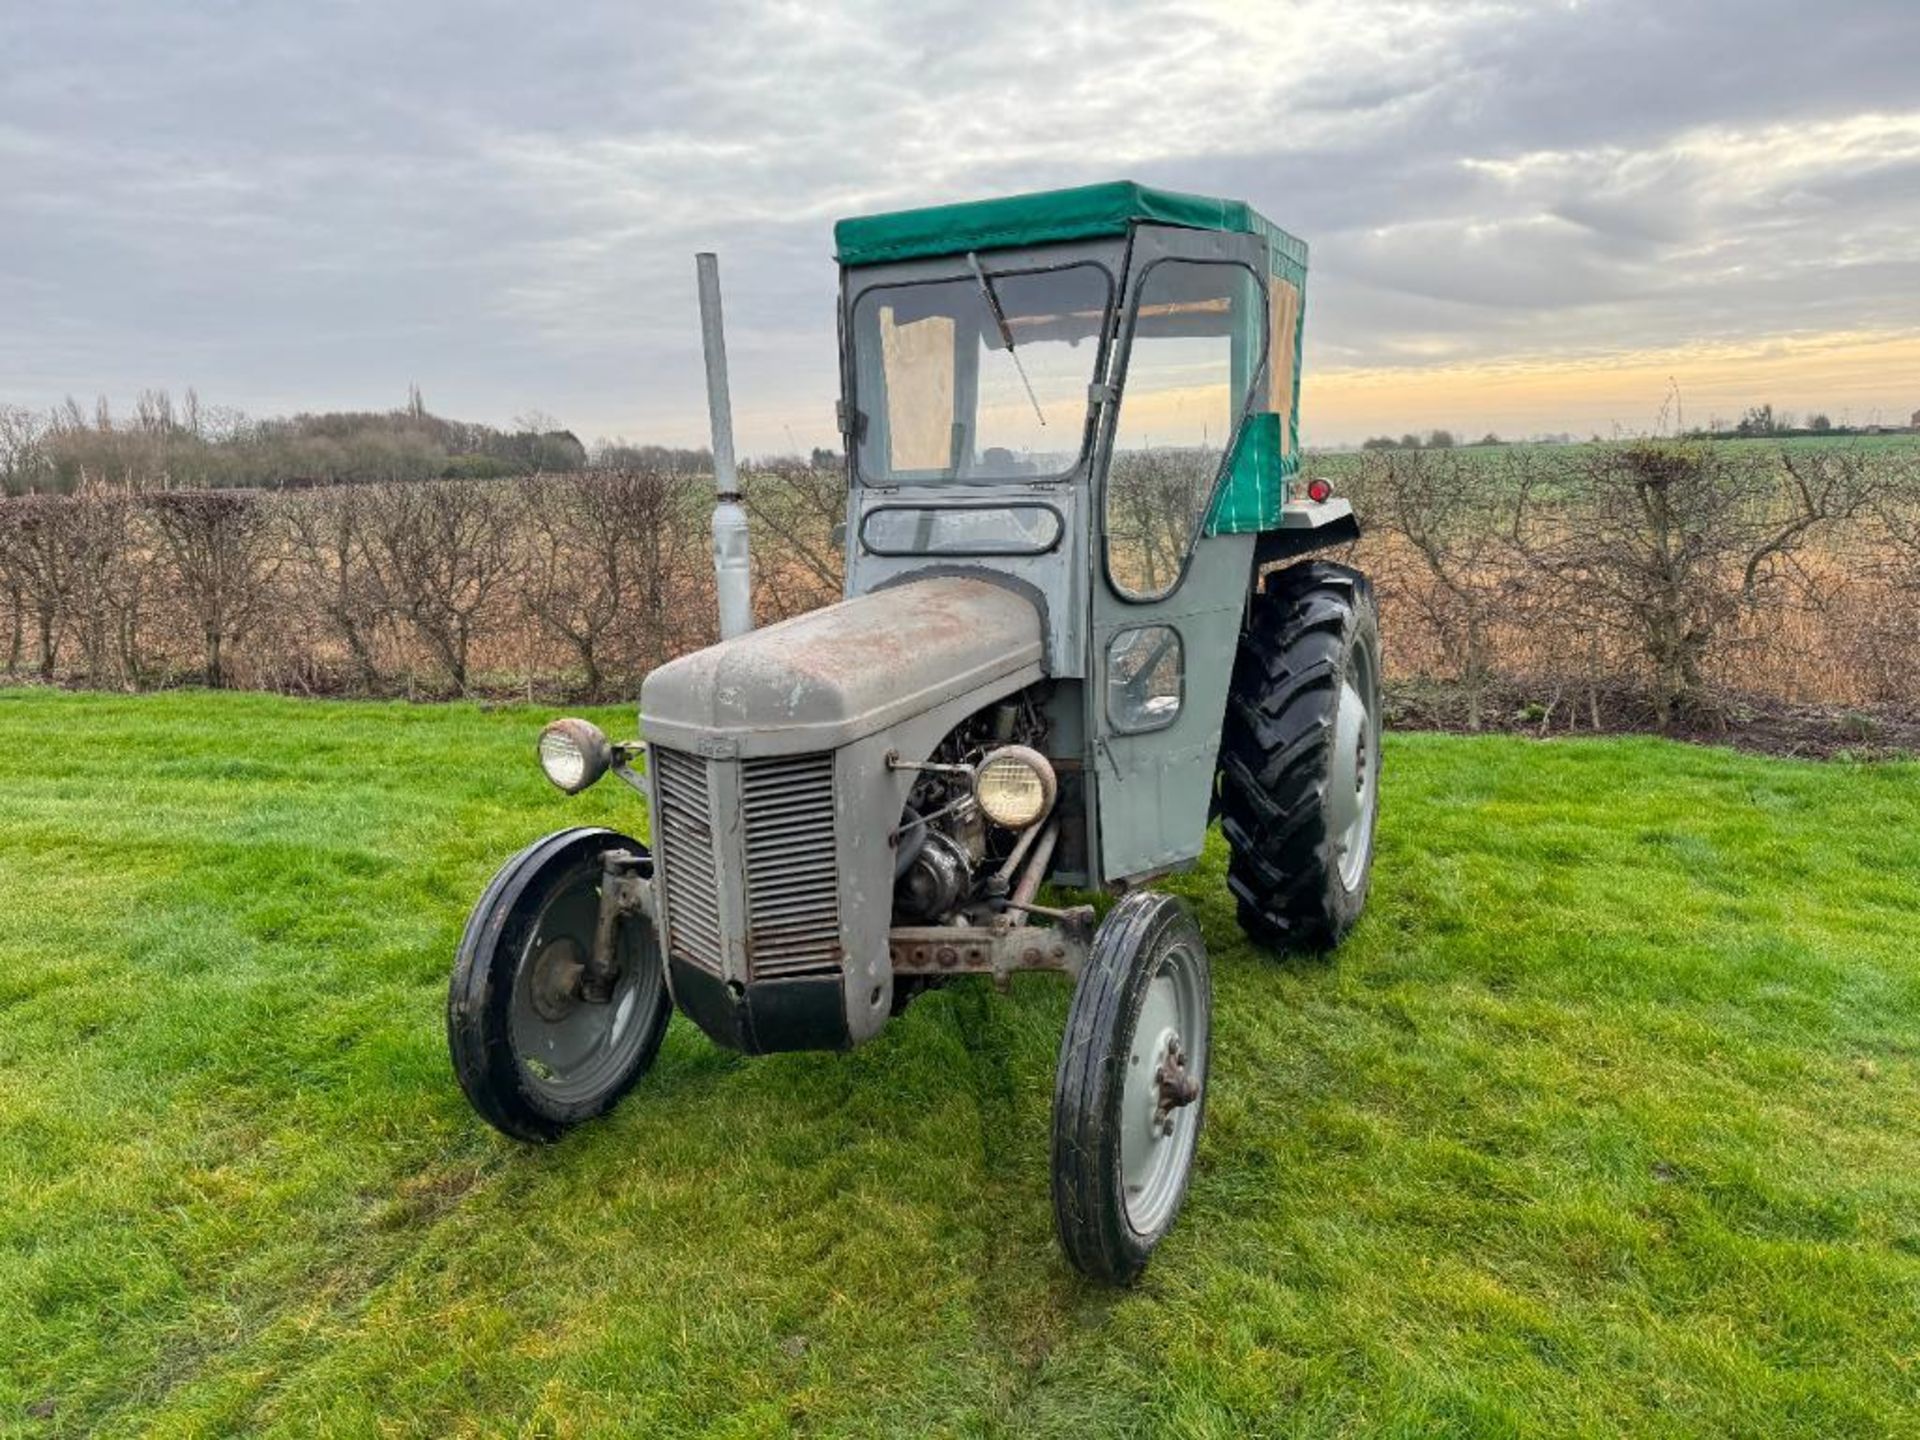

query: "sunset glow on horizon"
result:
(1304, 329), (1920, 445)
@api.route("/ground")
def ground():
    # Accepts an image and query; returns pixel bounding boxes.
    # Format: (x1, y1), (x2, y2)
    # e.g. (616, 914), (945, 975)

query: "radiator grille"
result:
(741, 753), (842, 978)
(651, 746), (724, 976)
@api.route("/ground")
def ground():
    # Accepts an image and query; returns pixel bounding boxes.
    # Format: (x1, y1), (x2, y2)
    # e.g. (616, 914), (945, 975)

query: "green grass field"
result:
(1307, 430), (1920, 491)
(3, 690), (1918, 1437)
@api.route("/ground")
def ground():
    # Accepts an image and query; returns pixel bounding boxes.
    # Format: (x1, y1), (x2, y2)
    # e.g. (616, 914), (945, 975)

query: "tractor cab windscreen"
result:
(851, 262), (1111, 484)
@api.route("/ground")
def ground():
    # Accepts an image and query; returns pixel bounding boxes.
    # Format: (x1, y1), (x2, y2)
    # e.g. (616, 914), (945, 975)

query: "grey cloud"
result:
(2, 0), (1918, 448)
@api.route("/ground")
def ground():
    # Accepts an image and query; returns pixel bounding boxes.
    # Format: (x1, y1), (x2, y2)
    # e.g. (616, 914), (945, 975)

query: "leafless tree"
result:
(0, 405), (54, 493)
(1867, 446), (1920, 591)
(283, 486), (388, 690)
(1104, 449), (1213, 597)
(147, 488), (284, 687)
(1511, 441), (1867, 725)
(0, 496), (26, 672)
(741, 461), (844, 621)
(0, 495), (78, 679)
(1855, 447), (1920, 704)
(63, 474), (147, 687)
(523, 468), (708, 697)
(0, 574), (20, 674)
(1360, 447), (1526, 728)
(361, 478), (522, 693)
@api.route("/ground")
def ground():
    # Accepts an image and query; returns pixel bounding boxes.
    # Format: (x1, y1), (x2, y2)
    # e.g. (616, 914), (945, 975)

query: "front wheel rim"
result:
(506, 863), (665, 1107)
(1118, 939), (1208, 1234)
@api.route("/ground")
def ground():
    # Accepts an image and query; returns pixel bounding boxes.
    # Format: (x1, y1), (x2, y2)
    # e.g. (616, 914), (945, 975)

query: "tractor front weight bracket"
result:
(583, 849), (654, 1003)
(888, 915), (1091, 986)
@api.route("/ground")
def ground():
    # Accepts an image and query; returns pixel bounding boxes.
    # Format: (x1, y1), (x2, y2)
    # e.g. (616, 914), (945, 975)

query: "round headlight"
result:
(973, 745), (1056, 829)
(537, 718), (613, 795)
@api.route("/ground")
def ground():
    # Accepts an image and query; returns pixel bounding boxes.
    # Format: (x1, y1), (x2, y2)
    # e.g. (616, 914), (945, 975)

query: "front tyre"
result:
(447, 827), (671, 1143)
(1219, 560), (1382, 951)
(1051, 892), (1211, 1285)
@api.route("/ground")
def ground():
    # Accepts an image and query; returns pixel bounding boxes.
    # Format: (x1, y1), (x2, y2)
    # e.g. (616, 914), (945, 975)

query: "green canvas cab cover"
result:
(834, 181), (1310, 536)
(833, 180), (1305, 271)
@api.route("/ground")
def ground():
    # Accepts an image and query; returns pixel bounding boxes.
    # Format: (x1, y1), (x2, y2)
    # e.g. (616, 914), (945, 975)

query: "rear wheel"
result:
(447, 827), (671, 1142)
(1218, 560), (1382, 950)
(1051, 892), (1211, 1285)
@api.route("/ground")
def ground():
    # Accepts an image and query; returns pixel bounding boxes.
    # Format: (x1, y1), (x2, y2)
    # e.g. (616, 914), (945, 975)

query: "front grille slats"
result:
(652, 746), (724, 975)
(741, 753), (841, 979)
(651, 744), (844, 984)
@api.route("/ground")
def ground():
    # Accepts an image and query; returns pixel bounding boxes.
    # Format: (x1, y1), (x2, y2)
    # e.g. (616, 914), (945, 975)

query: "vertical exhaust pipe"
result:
(696, 252), (753, 640)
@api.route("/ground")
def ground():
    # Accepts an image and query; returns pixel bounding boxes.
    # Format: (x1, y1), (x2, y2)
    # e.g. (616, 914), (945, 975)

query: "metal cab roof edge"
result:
(833, 179), (1309, 280)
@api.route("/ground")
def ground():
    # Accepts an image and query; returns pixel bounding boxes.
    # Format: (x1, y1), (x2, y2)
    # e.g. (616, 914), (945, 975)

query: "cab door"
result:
(1088, 224), (1267, 883)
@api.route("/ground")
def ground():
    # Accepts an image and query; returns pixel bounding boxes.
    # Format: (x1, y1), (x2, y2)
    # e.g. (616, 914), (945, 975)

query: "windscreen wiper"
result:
(968, 251), (1046, 428)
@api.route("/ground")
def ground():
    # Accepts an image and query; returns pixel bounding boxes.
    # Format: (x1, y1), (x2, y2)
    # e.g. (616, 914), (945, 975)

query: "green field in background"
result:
(1308, 430), (1920, 468)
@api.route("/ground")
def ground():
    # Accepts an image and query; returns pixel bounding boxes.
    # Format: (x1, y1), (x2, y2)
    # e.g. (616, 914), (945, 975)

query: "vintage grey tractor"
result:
(447, 181), (1380, 1283)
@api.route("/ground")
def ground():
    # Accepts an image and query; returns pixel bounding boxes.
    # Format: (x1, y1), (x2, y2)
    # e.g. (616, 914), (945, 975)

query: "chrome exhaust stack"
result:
(696, 251), (753, 640)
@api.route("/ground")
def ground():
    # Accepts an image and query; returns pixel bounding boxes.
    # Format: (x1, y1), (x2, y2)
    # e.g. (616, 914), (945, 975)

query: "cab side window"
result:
(1103, 260), (1263, 600)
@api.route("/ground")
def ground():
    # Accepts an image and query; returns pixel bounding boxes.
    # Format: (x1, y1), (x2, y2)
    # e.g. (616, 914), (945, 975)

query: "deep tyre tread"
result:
(447, 827), (671, 1143)
(1051, 892), (1211, 1285)
(1219, 560), (1382, 951)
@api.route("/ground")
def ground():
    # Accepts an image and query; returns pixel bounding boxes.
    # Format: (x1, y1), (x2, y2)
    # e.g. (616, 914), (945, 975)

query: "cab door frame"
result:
(1085, 223), (1270, 885)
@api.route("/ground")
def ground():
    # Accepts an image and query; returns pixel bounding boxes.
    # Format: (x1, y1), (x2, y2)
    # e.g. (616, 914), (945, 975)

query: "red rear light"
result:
(1306, 477), (1333, 503)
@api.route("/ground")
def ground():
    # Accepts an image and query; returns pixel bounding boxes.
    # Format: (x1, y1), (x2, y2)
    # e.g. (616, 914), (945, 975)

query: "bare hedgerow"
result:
(283, 485), (389, 691)
(63, 474), (153, 689)
(147, 486), (284, 688)
(0, 494), (79, 680)
(51, 488), (116, 685)
(1104, 449), (1214, 598)
(0, 552), (19, 674)
(524, 468), (710, 698)
(1357, 446), (1526, 729)
(1866, 445), (1920, 592)
(6, 448), (1915, 719)
(741, 460), (844, 621)
(1856, 447), (1920, 705)
(1511, 441), (1870, 726)
(360, 478), (522, 694)
(0, 479), (151, 690)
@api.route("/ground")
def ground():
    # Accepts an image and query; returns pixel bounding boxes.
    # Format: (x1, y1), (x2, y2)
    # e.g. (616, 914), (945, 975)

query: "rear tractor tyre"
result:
(447, 827), (671, 1143)
(1051, 892), (1212, 1285)
(1218, 560), (1382, 951)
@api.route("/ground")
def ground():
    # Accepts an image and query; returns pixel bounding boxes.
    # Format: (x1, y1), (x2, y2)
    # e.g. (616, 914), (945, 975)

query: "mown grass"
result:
(2, 688), (1917, 1437)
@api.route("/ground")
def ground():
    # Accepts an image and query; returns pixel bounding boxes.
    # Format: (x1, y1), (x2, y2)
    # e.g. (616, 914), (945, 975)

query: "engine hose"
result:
(893, 808), (930, 878)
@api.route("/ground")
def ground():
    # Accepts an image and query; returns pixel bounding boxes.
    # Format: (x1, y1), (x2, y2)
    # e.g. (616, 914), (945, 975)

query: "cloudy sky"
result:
(4, 0), (1919, 450)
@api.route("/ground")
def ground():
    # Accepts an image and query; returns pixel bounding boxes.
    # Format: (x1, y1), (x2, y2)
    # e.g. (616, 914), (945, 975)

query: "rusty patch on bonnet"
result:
(642, 576), (1046, 743)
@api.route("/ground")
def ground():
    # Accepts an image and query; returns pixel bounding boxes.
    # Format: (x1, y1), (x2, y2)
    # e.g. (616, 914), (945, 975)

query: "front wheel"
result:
(447, 827), (671, 1142)
(1051, 892), (1212, 1285)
